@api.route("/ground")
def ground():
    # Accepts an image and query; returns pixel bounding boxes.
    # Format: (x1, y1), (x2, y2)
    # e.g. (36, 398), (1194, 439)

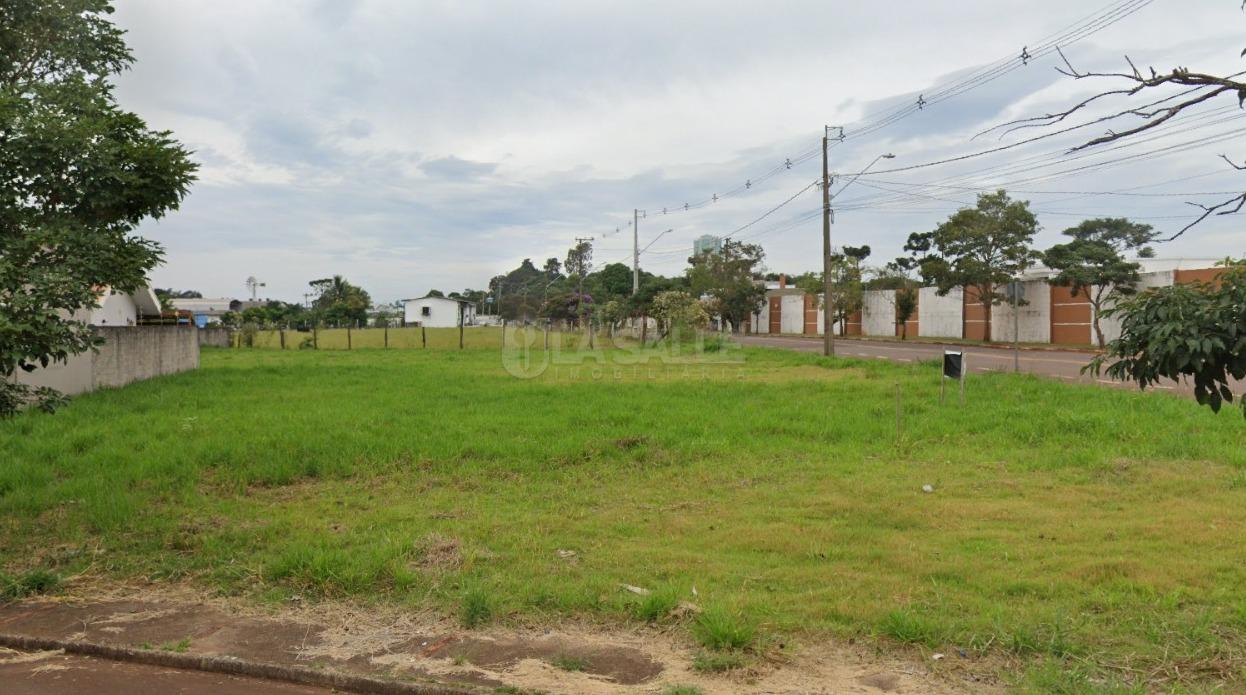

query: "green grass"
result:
(550, 654), (587, 672)
(0, 568), (60, 601)
(660, 686), (703, 695)
(691, 651), (744, 673)
(460, 587), (493, 629)
(691, 607), (756, 651)
(2, 342), (1245, 690)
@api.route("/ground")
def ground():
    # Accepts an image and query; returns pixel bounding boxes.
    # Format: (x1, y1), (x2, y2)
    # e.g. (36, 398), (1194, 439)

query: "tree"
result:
(686, 239), (766, 333)
(990, 31), (1246, 241)
(650, 290), (709, 338)
(1043, 218), (1157, 348)
(0, 0), (196, 415)
(1087, 260), (1246, 419)
(565, 241), (593, 328)
(309, 275), (371, 327)
(905, 190), (1038, 342)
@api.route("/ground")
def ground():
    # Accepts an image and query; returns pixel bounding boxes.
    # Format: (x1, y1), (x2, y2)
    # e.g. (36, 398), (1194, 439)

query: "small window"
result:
(421, 307), (431, 317)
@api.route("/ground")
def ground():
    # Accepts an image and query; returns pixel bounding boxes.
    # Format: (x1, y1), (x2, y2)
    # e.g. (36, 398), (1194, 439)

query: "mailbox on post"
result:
(942, 350), (966, 405)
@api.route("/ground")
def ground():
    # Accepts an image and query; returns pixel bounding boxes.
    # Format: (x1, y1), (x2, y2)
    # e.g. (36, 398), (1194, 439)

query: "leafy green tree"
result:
(905, 190), (1038, 342)
(687, 239), (765, 333)
(309, 275), (371, 327)
(565, 241), (593, 327)
(1088, 260), (1246, 419)
(894, 286), (918, 340)
(0, 0), (196, 415)
(588, 262), (634, 303)
(650, 290), (709, 338)
(1042, 217), (1157, 348)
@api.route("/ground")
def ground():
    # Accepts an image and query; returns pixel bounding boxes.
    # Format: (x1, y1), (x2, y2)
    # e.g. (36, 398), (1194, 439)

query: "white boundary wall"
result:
(991, 280), (1051, 344)
(918, 287), (962, 338)
(780, 294), (804, 334)
(1097, 270), (1174, 345)
(862, 290), (894, 336)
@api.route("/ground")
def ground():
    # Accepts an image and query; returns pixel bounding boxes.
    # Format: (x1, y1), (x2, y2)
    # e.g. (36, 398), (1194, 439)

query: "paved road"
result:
(0, 650), (334, 695)
(738, 335), (1198, 396)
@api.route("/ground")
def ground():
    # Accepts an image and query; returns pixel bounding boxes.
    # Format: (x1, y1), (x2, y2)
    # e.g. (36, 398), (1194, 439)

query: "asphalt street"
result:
(737, 335), (1206, 396)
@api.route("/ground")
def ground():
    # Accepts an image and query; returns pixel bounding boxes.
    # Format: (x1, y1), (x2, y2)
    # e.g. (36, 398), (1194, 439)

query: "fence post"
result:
(422, 324), (427, 349)
(347, 325), (352, 350)
(313, 323), (319, 349)
(502, 319), (507, 349)
(544, 321), (549, 350)
(280, 329), (286, 350)
(384, 324), (388, 349)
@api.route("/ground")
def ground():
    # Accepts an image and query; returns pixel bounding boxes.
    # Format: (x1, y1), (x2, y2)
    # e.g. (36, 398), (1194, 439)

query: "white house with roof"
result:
(402, 294), (476, 328)
(79, 286), (163, 326)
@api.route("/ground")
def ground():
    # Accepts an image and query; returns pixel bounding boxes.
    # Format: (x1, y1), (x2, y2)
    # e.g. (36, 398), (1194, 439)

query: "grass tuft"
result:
(660, 687), (704, 695)
(692, 607), (756, 651)
(461, 587), (493, 629)
(632, 586), (681, 623)
(691, 651), (744, 673)
(550, 654), (587, 672)
(0, 568), (60, 601)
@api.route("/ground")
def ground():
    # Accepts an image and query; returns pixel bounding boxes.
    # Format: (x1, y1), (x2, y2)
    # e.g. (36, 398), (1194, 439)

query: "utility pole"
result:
(632, 209), (640, 295)
(821, 127), (835, 357)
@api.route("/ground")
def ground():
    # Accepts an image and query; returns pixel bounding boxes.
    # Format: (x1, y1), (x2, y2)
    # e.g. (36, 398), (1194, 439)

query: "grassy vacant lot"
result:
(2, 334), (1245, 692)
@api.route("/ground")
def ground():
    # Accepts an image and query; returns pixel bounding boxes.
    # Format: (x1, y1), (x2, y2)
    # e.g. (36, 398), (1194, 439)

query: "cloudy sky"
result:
(111, 0), (1246, 304)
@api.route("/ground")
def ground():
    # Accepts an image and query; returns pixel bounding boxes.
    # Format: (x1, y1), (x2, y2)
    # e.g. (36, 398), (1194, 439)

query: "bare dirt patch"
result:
(0, 584), (999, 695)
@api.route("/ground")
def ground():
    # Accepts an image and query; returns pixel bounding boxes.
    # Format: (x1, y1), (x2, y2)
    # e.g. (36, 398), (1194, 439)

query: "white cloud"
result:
(109, 0), (1246, 302)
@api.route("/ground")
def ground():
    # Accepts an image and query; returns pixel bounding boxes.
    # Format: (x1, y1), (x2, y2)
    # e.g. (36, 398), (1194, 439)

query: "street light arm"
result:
(639, 229), (673, 255)
(831, 153), (895, 201)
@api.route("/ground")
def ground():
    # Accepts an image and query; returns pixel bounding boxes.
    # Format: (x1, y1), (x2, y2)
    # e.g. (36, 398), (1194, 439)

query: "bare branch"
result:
(1220, 153), (1246, 170)
(1169, 194), (1246, 241)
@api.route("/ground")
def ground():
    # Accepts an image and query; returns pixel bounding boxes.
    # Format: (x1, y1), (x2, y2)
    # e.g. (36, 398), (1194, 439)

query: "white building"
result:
(402, 295), (476, 328)
(81, 286), (162, 326)
(169, 298), (243, 327)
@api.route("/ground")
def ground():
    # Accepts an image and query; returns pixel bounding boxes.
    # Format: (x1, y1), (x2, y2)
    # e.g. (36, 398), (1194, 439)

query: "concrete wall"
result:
(14, 326), (200, 396)
(918, 287), (963, 338)
(862, 290), (894, 336)
(1097, 270), (1174, 345)
(779, 294), (804, 334)
(992, 280), (1051, 343)
(198, 327), (232, 348)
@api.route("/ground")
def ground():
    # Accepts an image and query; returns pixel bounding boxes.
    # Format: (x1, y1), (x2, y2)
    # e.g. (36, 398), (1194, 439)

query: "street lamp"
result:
(822, 152), (896, 357)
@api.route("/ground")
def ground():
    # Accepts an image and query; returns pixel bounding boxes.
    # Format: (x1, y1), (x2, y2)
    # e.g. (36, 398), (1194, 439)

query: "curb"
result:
(0, 632), (480, 695)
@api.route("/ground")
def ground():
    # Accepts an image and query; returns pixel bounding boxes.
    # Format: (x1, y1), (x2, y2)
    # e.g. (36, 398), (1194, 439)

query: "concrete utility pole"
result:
(821, 128), (835, 357)
(632, 209), (640, 295)
(822, 141), (895, 357)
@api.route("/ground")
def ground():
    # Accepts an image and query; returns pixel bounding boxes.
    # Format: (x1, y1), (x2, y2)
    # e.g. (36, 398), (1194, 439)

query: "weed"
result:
(691, 651), (744, 673)
(461, 587), (493, 629)
(160, 638), (191, 653)
(660, 687), (704, 695)
(551, 654), (587, 672)
(0, 568), (60, 601)
(633, 586), (680, 623)
(692, 607), (756, 651)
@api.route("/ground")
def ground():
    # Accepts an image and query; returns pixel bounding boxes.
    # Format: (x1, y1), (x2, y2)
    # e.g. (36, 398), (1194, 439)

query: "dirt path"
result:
(0, 587), (999, 694)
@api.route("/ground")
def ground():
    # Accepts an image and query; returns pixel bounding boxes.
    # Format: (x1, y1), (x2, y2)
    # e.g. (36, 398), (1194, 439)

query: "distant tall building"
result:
(693, 234), (722, 256)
